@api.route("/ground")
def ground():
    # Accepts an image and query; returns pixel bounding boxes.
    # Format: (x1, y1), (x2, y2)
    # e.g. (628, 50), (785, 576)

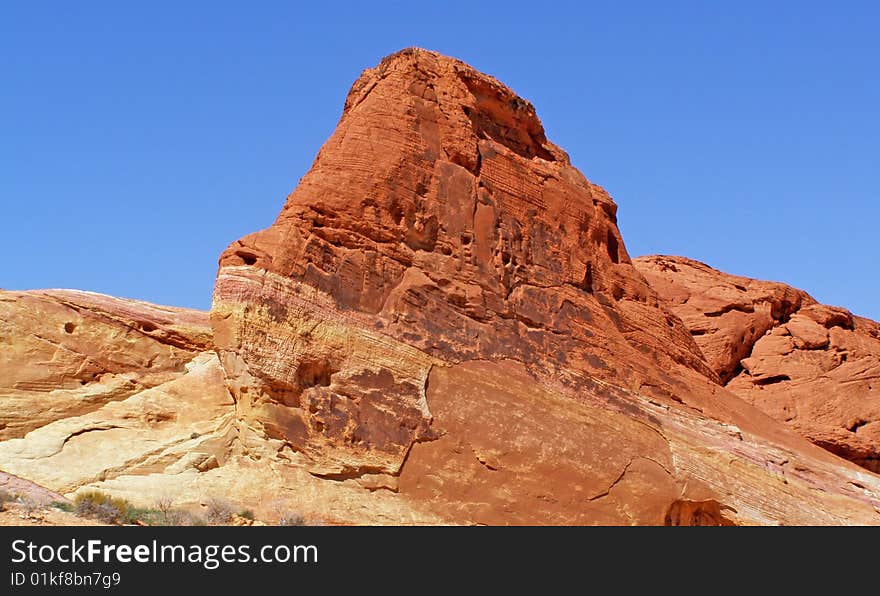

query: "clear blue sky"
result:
(2, 2), (878, 319)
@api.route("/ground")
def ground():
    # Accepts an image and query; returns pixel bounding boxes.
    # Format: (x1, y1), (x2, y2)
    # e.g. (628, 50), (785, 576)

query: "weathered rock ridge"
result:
(635, 255), (880, 473)
(1, 49), (878, 525)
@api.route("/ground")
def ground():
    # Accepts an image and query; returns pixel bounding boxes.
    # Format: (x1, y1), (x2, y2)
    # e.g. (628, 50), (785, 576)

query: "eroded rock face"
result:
(398, 358), (880, 525)
(212, 47), (717, 478)
(0, 352), (234, 494)
(635, 255), (880, 473)
(0, 289), (213, 440)
(209, 48), (880, 524)
(0, 290), (249, 510)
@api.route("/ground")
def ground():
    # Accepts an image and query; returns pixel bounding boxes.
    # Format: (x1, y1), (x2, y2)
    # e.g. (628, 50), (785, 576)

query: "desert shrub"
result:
(20, 498), (41, 517)
(51, 501), (74, 512)
(277, 513), (306, 526)
(205, 497), (235, 525)
(75, 496), (110, 522)
(238, 509), (255, 520)
(0, 489), (13, 511)
(74, 491), (117, 521)
(78, 502), (117, 523)
(125, 507), (164, 525)
(74, 491), (143, 524)
(155, 496), (175, 525)
(72, 491), (170, 526)
(164, 509), (206, 526)
(151, 497), (206, 526)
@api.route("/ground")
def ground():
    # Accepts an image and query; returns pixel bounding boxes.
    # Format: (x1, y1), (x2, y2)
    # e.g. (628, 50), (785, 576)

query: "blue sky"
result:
(2, 2), (878, 319)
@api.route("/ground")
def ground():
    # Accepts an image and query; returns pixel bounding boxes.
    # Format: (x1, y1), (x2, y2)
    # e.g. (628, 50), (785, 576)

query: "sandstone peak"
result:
(212, 48), (722, 477)
(342, 47), (562, 168)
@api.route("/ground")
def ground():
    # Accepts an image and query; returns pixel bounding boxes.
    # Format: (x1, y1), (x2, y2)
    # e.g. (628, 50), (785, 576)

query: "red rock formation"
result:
(209, 48), (880, 524)
(635, 255), (880, 473)
(211, 48), (719, 474)
(1, 49), (877, 525)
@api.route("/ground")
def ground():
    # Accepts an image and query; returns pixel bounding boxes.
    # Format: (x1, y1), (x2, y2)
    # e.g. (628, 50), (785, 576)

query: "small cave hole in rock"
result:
(140, 322), (158, 333)
(605, 230), (620, 264)
(847, 419), (868, 433)
(235, 251), (258, 266)
(723, 363), (745, 383)
(754, 374), (791, 386)
(296, 360), (336, 390)
(64, 322), (76, 333)
(390, 202), (405, 225)
(580, 262), (594, 293)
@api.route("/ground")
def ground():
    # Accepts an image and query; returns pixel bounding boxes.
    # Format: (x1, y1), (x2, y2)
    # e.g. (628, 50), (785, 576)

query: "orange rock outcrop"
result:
(635, 255), (880, 473)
